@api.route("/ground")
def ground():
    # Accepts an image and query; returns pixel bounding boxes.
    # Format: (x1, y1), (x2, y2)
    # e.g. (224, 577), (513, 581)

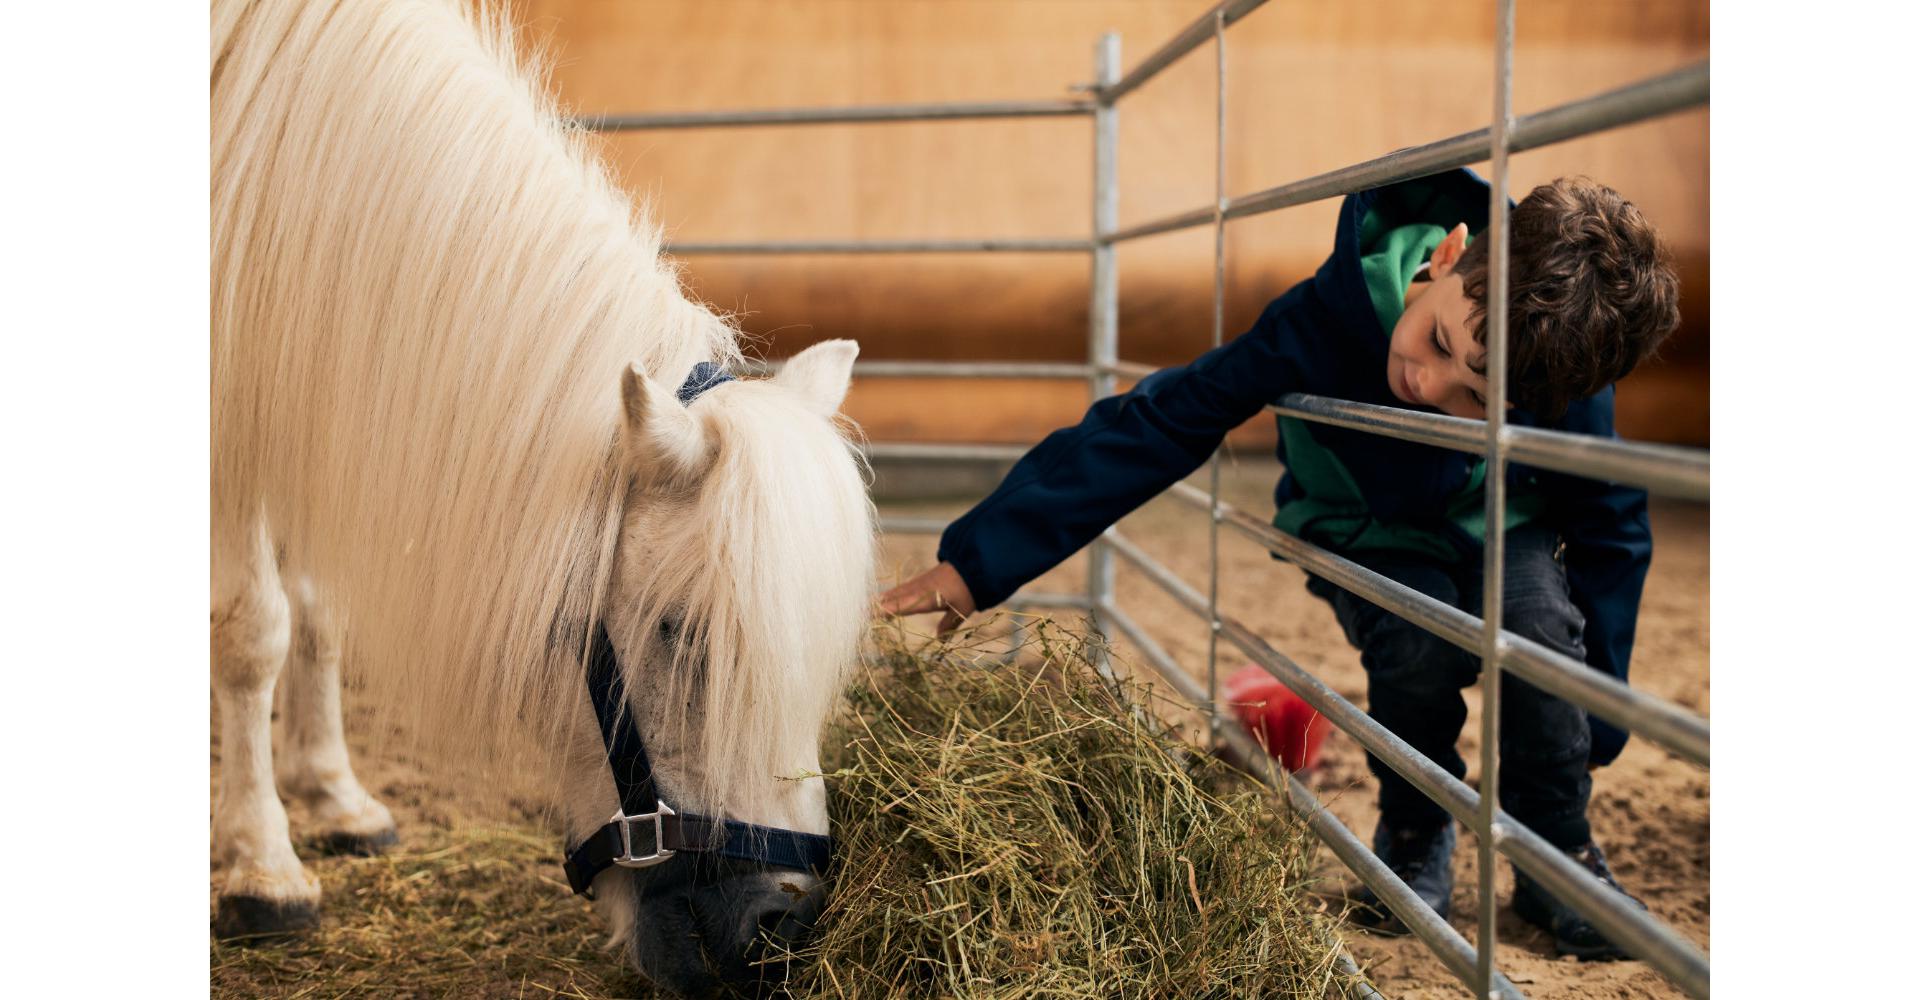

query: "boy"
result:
(878, 169), (1680, 959)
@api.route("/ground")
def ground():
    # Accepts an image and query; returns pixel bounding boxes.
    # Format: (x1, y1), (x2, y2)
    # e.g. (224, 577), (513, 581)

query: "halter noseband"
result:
(562, 362), (833, 899)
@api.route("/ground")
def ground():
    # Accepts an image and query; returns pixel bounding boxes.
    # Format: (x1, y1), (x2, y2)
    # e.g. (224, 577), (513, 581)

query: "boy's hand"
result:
(875, 562), (976, 635)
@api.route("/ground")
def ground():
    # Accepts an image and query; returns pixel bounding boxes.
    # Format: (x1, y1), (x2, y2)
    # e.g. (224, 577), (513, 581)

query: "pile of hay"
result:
(211, 618), (1358, 998)
(786, 619), (1354, 998)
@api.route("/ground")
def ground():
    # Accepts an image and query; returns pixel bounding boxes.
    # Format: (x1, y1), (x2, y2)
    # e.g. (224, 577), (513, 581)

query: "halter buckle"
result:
(609, 801), (677, 868)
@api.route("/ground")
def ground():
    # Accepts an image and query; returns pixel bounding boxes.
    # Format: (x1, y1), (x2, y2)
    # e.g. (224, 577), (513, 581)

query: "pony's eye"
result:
(656, 616), (680, 644)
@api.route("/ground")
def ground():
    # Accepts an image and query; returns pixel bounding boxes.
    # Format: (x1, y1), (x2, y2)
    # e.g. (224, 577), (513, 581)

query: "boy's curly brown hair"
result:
(1454, 176), (1681, 420)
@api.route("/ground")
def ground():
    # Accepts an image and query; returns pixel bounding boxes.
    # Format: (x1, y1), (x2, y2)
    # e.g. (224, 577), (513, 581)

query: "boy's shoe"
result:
(1511, 841), (1648, 961)
(1350, 821), (1455, 935)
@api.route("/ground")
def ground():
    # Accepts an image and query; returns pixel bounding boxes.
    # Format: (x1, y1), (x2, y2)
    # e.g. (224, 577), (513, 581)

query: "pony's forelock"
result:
(610, 381), (876, 815)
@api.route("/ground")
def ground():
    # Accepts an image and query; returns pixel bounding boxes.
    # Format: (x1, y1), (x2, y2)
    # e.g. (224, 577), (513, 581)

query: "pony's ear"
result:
(775, 339), (859, 417)
(620, 362), (712, 486)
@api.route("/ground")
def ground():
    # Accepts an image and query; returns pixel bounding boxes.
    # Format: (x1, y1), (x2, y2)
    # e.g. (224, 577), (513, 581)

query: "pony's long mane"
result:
(211, 0), (761, 777)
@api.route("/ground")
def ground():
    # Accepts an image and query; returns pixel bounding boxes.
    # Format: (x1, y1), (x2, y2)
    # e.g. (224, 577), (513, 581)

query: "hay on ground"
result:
(208, 824), (642, 999)
(210, 616), (1361, 998)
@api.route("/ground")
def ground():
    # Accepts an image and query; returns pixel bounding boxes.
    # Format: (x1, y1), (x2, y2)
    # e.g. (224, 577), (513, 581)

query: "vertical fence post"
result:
(1204, 10), (1228, 747)
(1478, 1), (1516, 997)
(1088, 32), (1121, 662)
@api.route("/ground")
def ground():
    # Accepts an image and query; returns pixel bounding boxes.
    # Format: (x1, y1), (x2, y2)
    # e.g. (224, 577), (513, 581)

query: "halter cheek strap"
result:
(562, 362), (832, 899)
(562, 622), (833, 897)
(674, 360), (733, 403)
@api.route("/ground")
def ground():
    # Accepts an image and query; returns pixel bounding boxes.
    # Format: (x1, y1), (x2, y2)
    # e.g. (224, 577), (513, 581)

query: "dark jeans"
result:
(1305, 524), (1593, 849)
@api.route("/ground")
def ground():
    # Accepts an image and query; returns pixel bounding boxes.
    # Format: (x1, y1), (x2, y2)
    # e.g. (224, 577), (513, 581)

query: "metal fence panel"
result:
(600, 11), (1711, 996)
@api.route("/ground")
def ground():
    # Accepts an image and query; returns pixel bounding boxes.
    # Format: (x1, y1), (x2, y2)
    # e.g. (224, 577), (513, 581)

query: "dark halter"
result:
(562, 362), (833, 899)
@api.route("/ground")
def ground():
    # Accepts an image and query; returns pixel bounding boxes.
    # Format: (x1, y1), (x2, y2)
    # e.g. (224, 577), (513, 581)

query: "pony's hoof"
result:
(213, 894), (320, 942)
(314, 826), (398, 857)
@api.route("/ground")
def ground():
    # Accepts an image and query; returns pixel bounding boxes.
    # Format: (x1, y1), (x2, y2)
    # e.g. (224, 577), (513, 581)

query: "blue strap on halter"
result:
(675, 361), (733, 404)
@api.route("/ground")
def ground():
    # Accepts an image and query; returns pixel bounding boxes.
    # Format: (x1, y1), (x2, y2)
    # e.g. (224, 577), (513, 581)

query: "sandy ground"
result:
(213, 454), (1706, 998)
(876, 455), (1710, 999)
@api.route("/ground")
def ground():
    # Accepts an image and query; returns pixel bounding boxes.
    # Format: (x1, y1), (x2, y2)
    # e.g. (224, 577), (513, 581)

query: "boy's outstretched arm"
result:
(879, 283), (1336, 630)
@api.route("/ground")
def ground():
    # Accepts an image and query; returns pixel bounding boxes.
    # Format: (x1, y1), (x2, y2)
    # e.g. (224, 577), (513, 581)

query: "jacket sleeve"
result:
(937, 285), (1328, 611)
(1533, 386), (1653, 767)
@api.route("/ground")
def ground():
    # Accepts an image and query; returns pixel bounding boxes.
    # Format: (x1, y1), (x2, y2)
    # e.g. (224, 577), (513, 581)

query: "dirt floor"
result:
(212, 455), (1707, 998)
(877, 455), (1710, 999)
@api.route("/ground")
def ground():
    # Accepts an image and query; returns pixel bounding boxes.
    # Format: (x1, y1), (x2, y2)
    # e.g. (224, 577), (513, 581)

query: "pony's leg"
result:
(211, 521), (319, 938)
(275, 579), (396, 855)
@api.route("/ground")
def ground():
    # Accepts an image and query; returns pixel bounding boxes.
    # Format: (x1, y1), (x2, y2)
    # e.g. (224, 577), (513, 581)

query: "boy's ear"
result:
(1430, 223), (1472, 278)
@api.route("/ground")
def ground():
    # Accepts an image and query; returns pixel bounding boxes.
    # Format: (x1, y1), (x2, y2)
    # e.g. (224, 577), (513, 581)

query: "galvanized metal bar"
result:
(1103, 62), (1708, 245)
(1004, 591), (1095, 612)
(1105, 359), (1161, 381)
(1072, 376), (1708, 500)
(1270, 393), (1709, 500)
(1495, 828), (1709, 997)
(1504, 425), (1708, 500)
(1086, 33), (1122, 669)
(1000, 616), (1028, 666)
(1166, 481), (1709, 766)
(1298, 771), (1525, 998)
(1477, 4), (1516, 993)
(664, 237), (1092, 255)
(1203, 8), (1229, 751)
(580, 98), (1094, 132)
(1105, 205), (1217, 245)
(1226, 62), (1706, 222)
(1098, 600), (1210, 706)
(1333, 953), (1389, 1000)
(742, 359), (1093, 379)
(878, 515), (948, 535)
(851, 361), (1094, 379)
(863, 441), (1030, 463)
(1096, 0), (1269, 104)
(1101, 531), (1709, 991)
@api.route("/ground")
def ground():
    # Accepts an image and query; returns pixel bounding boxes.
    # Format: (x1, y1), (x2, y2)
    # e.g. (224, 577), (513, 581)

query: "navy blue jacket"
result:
(937, 169), (1651, 765)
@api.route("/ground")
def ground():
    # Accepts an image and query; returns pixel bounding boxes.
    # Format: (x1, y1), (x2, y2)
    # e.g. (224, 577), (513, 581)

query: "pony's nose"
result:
(693, 868), (830, 991)
(739, 871), (827, 960)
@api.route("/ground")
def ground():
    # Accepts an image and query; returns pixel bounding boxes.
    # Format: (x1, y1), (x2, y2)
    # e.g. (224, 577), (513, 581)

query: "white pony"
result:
(211, 0), (875, 992)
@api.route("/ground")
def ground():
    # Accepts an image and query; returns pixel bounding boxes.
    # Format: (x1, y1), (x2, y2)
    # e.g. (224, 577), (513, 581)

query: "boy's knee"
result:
(1501, 719), (1591, 766)
(1503, 591), (1586, 659)
(1359, 616), (1476, 689)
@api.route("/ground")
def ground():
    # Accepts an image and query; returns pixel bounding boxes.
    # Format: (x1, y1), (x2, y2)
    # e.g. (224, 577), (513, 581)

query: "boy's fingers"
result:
(875, 563), (976, 628)
(876, 582), (937, 617)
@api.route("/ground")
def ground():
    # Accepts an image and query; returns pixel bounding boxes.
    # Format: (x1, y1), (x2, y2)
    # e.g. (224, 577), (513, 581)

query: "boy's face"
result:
(1386, 223), (1502, 420)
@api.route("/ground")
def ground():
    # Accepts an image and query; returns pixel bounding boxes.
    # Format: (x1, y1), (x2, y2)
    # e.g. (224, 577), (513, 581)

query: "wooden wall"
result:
(512, 0), (1709, 446)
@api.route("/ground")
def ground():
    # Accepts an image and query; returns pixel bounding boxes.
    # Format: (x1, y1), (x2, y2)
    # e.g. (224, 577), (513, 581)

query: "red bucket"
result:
(1224, 664), (1332, 772)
